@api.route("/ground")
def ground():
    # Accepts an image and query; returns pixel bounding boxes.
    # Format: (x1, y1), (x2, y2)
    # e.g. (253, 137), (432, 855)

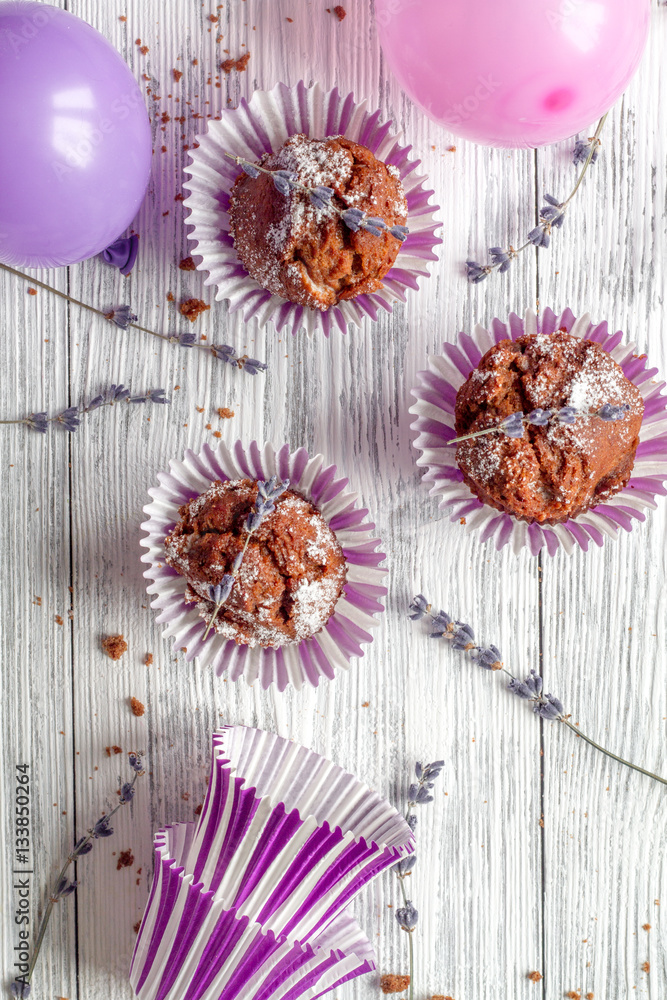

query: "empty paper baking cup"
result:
(140, 440), (387, 690)
(409, 307), (667, 556)
(183, 79), (442, 337)
(130, 727), (414, 1000)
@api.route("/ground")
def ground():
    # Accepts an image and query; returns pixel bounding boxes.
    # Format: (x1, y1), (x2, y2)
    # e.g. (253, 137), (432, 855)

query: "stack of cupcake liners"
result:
(130, 726), (415, 1000)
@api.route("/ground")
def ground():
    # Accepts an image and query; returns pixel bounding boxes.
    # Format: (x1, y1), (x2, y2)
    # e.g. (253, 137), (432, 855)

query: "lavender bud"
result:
(393, 854), (417, 876)
(526, 408), (552, 426)
(341, 207), (364, 232)
(523, 669), (543, 697)
(527, 226), (550, 249)
(573, 140), (598, 166)
(408, 594), (429, 620)
(128, 753), (143, 773)
(60, 881), (77, 897)
(309, 185), (334, 211)
(466, 260), (490, 284)
(473, 644), (502, 669)
(272, 169), (297, 196)
(26, 411), (48, 433)
(107, 305), (137, 330)
(209, 574), (235, 605)
(242, 358), (268, 375)
(85, 395), (105, 412)
(11, 981), (31, 998)
(500, 412), (525, 439)
(240, 160), (261, 179)
(508, 678), (533, 700)
(489, 247), (511, 273)
(111, 385), (130, 402)
(407, 782), (419, 803)
(120, 782), (135, 802)
(535, 701), (561, 721)
(407, 813), (418, 831)
(415, 786), (434, 804)
(598, 403), (630, 421)
(396, 901), (419, 931)
(148, 389), (169, 404)
(389, 224), (409, 242)
(556, 406), (577, 425)
(415, 762), (423, 779)
(451, 622), (475, 650)
(93, 816), (113, 838)
(178, 332), (197, 347)
(74, 837), (93, 856)
(360, 216), (386, 237)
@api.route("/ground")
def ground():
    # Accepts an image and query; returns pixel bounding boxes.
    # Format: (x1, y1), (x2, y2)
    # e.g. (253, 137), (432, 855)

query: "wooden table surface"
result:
(1, 2), (666, 998)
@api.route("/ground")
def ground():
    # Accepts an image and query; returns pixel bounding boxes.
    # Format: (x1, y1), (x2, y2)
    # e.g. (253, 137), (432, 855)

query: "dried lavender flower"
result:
(499, 411), (525, 438)
(408, 595), (430, 620)
(1, 385), (169, 434)
(106, 304), (138, 329)
(412, 596), (667, 788)
(396, 901), (419, 932)
(449, 401), (632, 446)
(466, 113), (606, 282)
(12, 755), (144, 1000)
(225, 152), (409, 242)
(393, 855), (417, 877)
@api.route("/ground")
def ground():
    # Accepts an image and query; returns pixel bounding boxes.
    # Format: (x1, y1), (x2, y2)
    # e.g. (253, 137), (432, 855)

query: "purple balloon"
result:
(0, 1), (152, 268)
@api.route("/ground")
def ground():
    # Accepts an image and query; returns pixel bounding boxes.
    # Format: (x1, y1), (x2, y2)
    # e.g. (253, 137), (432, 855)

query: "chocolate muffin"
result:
(454, 332), (644, 524)
(164, 479), (347, 647)
(228, 134), (407, 311)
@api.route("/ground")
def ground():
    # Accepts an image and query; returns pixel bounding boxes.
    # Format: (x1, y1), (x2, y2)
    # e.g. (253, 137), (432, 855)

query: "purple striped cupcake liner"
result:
(140, 440), (387, 691)
(409, 308), (667, 556)
(183, 80), (442, 337)
(129, 824), (376, 1000)
(182, 727), (415, 941)
(130, 727), (414, 1000)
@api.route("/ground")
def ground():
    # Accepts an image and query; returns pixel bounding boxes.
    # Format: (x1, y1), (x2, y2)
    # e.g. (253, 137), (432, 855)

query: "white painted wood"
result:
(0, 1), (665, 999)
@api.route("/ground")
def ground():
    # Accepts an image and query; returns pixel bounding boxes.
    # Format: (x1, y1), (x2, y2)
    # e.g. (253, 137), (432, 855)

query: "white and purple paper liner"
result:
(183, 80), (442, 337)
(130, 824), (376, 1000)
(140, 440), (387, 691)
(409, 308), (667, 556)
(131, 727), (414, 1000)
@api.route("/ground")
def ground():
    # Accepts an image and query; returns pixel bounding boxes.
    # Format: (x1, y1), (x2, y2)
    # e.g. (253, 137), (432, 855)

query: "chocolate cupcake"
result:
(454, 332), (644, 524)
(164, 478), (347, 648)
(228, 134), (408, 311)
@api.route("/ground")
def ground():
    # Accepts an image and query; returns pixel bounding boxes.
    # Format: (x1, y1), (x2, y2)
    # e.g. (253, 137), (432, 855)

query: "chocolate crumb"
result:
(102, 635), (127, 660)
(527, 971), (542, 983)
(133, 920), (141, 933)
(174, 193), (184, 201)
(564, 992), (581, 999)
(105, 745), (123, 756)
(217, 406), (234, 419)
(130, 697), (145, 717)
(180, 298), (210, 322)
(139, 44), (149, 55)
(221, 51), (250, 73)
(641, 961), (650, 973)
(212, 431), (221, 438)
(27, 288), (37, 295)
(361, 701), (369, 707)
(144, 653), (154, 666)
(179, 256), (197, 271)
(117, 849), (134, 870)
(54, 615), (64, 625)
(380, 975), (410, 994)
(642, 923), (651, 931)
(286, 16), (293, 21)
(167, 292), (175, 302)
(173, 69), (183, 82)
(194, 803), (203, 816)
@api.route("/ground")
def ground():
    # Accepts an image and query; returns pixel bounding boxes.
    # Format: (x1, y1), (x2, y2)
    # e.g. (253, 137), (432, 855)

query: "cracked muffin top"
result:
(228, 134), (407, 311)
(454, 332), (644, 524)
(164, 478), (347, 648)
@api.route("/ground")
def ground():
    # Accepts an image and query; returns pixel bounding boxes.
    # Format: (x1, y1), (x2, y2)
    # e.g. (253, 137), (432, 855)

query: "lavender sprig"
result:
(391, 759), (443, 1000)
(226, 152), (410, 244)
(409, 596), (667, 787)
(0, 263), (267, 376)
(0, 385), (169, 433)
(202, 477), (289, 640)
(466, 113), (606, 283)
(11, 754), (145, 999)
(449, 402), (631, 446)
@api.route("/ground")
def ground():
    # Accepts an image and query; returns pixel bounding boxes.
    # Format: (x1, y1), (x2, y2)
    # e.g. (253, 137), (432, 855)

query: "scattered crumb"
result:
(361, 701), (369, 707)
(221, 51), (251, 72)
(586, 994), (594, 999)
(642, 924), (651, 931)
(54, 615), (64, 625)
(527, 972), (542, 983)
(182, 792), (191, 801)
(565, 992), (581, 999)
(102, 635), (128, 660)
(194, 803), (203, 816)
(447, 145), (456, 152)
(167, 292), (175, 302)
(119, 15), (127, 21)
(641, 962), (650, 973)
(105, 746), (122, 756)
(180, 298), (210, 322)
(459, 517), (466, 525)
(27, 288), (37, 295)
(179, 256), (197, 271)
(33, 596), (42, 606)
(117, 849), (134, 870)
(286, 16), (293, 21)
(196, 406), (205, 413)
(133, 921), (141, 933)
(217, 406), (234, 419)
(326, 5), (346, 19)
(212, 431), (221, 438)
(130, 697), (145, 717)
(139, 44), (149, 55)
(380, 975), (410, 994)
(173, 69), (183, 82)
(174, 193), (184, 201)
(144, 653), (154, 666)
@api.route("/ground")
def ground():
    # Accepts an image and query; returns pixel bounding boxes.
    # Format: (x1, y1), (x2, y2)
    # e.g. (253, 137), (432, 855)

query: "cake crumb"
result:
(174, 193), (184, 201)
(27, 288), (37, 295)
(217, 406), (234, 419)
(447, 145), (457, 152)
(119, 15), (126, 21)
(117, 849), (134, 870)
(221, 51), (250, 73)
(586, 994), (594, 999)
(130, 697), (145, 717)
(167, 292), (175, 302)
(194, 803), (203, 816)
(459, 516), (466, 525)
(133, 921), (141, 933)
(173, 69), (183, 82)
(102, 635), (127, 660)
(527, 971), (542, 983)
(139, 44), (148, 55)
(179, 256), (197, 271)
(144, 653), (154, 666)
(180, 298), (210, 322)
(361, 701), (369, 707)
(212, 431), (221, 438)
(380, 975), (410, 994)
(565, 992), (581, 999)
(641, 962), (650, 973)
(54, 615), (64, 625)
(105, 746), (123, 756)
(642, 923), (651, 931)
(286, 16), (293, 21)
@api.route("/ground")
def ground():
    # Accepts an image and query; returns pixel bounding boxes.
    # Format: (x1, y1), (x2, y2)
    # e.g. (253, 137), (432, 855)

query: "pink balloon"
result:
(0, 1), (152, 268)
(376, 0), (650, 148)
